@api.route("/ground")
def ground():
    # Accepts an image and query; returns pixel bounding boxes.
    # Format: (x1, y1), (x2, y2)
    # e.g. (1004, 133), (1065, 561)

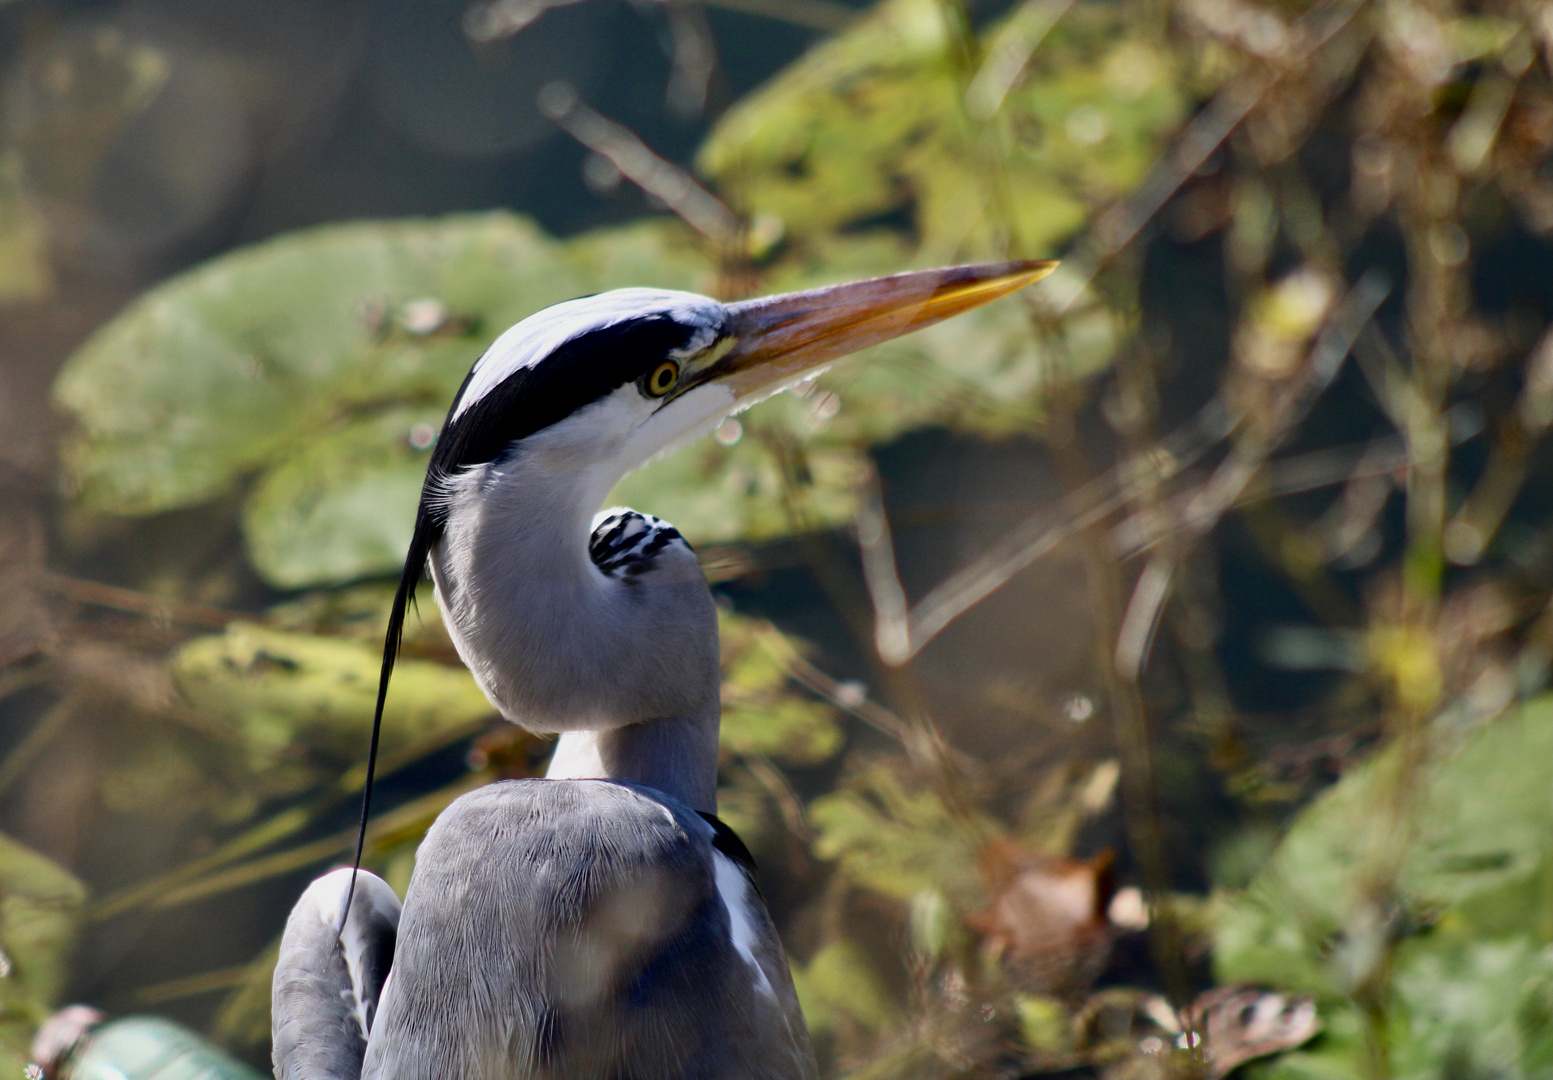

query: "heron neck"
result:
(546, 706), (720, 813)
(432, 429), (723, 814)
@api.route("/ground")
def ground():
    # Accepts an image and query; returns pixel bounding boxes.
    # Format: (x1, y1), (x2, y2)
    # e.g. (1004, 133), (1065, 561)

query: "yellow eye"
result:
(644, 360), (681, 398)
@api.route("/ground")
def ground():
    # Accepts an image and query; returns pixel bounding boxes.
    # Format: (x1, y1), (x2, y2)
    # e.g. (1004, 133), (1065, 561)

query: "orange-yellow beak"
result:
(704, 260), (1057, 400)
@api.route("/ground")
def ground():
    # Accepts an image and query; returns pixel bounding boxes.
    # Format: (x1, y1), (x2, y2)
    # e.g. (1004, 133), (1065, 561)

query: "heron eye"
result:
(643, 360), (681, 398)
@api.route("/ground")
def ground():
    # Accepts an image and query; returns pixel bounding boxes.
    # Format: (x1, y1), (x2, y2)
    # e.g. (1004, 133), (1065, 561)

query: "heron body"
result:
(272, 261), (1055, 1079)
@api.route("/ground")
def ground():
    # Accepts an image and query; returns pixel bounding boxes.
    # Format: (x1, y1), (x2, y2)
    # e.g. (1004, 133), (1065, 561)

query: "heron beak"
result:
(709, 260), (1057, 401)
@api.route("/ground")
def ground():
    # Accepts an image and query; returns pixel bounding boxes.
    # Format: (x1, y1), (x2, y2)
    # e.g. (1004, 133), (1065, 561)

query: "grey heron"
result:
(271, 260), (1055, 1080)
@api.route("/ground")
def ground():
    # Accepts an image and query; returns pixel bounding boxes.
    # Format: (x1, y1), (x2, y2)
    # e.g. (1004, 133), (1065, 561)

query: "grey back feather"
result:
(360, 780), (816, 1080)
(273, 868), (401, 1080)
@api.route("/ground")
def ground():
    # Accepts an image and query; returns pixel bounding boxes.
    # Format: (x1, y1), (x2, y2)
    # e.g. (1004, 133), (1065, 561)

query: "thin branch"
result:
(539, 82), (740, 245)
(1039, 0), (1366, 315)
(0, 694), (74, 799)
(1115, 554), (1175, 680)
(465, 0), (852, 39)
(89, 716), (490, 922)
(135, 965), (254, 1005)
(698, 0), (854, 31)
(665, 0), (719, 118)
(742, 754), (815, 843)
(855, 466), (911, 665)
(0, 664), (48, 706)
(884, 397), (1236, 664)
(963, 0), (1077, 119)
(752, 623), (914, 745)
(1110, 271), (1391, 677)
(145, 777), (484, 913)
(42, 573), (246, 629)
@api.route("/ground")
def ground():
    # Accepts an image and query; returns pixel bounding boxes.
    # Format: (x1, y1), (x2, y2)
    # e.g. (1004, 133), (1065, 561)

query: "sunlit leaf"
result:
(718, 613), (843, 765)
(809, 761), (992, 909)
(243, 406), (443, 588)
(1216, 696), (1553, 1077)
(0, 833), (87, 1078)
(699, 0), (1187, 259)
(56, 214), (564, 514)
(0, 184), (52, 304)
(53, 213), (718, 586)
(171, 623), (493, 764)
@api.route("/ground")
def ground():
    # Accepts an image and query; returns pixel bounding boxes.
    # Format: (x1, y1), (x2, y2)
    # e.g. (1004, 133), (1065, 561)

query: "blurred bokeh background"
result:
(2, 0), (1552, 1076)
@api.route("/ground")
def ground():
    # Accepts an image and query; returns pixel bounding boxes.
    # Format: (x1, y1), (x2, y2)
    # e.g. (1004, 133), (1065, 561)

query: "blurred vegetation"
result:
(3, 0), (1553, 1076)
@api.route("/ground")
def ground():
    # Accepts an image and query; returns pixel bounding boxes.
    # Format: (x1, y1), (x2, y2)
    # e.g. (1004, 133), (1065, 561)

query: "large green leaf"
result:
(0, 834), (86, 1078)
(699, 0), (1186, 259)
(242, 406), (444, 589)
(171, 623), (495, 765)
(54, 214), (712, 586)
(55, 213), (578, 515)
(1218, 696), (1553, 1078)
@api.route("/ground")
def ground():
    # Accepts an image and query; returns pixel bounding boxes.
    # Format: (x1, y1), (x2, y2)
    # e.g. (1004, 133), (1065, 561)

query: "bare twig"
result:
(135, 965), (254, 1005)
(881, 397), (1236, 664)
(1115, 554), (1176, 680)
(465, 0), (853, 39)
(144, 776), (485, 913)
(743, 754), (815, 843)
(702, 0), (853, 29)
(89, 717), (490, 922)
(1039, 0), (1366, 315)
(1111, 271), (1390, 677)
(855, 466), (911, 665)
(963, 0), (1077, 119)
(752, 622), (914, 745)
(0, 694), (74, 799)
(0, 664), (48, 706)
(665, 0), (719, 118)
(42, 573), (246, 629)
(539, 82), (740, 245)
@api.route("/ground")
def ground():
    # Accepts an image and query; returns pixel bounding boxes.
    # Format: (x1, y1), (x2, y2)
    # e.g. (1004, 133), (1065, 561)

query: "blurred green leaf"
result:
(718, 613), (843, 765)
(791, 940), (899, 1036)
(1248, 1005), (1368, 1080)
(54, 213), (714, 586)
(699, 0), (1186, 258)
(242, 406), (443, 589)
(1014, 993), (1072, 1054)
(1391, 933), (1553, 1079)
(1218, 696), (1553, 1077)
(56, 213), (558, 514)
(810, 761), (992, 908)
(608, 423), (870, 544)
(171, 623), (493, 765)
(0, 833), (86, 1077)
(0, 180), (52, 304)
(55, 199), (1094, 588)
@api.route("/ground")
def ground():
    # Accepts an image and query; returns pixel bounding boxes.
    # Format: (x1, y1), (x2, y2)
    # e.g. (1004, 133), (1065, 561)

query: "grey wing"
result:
(362, 779), (817, 1080)
(273, 868), (402, 1080)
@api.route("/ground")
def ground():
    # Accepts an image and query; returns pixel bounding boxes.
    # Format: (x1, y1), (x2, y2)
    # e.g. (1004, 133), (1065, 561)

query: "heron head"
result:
(434, 260), (1057, 495)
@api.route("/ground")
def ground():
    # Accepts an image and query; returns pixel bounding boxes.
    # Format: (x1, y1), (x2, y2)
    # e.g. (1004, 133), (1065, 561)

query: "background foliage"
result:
(2, 0), (1553, 1076)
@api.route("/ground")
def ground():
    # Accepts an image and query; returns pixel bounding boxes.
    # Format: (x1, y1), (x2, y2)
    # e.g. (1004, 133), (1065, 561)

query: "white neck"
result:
(546, 713), (720, 812)
(429, 403), (722, 813)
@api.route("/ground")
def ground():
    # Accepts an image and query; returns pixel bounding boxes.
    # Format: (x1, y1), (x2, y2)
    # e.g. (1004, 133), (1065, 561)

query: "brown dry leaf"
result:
(969, 838), (1116, 997)
(1187, 986), (1320, 1079)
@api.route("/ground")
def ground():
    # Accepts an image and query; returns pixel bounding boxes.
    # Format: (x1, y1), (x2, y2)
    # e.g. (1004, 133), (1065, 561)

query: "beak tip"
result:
(1006, 258), (1061, 284)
